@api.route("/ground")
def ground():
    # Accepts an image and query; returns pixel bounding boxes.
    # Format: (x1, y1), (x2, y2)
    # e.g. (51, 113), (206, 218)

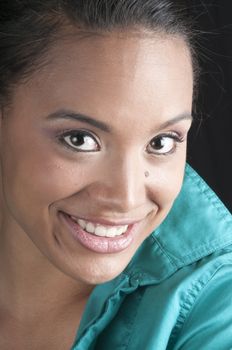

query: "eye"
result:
(147, 133), (184, 155)
(59, 130), (100, 152)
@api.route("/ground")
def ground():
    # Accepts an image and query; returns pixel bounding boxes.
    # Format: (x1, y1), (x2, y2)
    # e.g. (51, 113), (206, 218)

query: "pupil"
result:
(152, 137), (164, 150)
(71, 134), (84, 146)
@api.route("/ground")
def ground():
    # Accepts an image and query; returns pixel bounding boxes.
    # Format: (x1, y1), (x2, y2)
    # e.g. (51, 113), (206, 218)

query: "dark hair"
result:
(0, 0), (198, 106)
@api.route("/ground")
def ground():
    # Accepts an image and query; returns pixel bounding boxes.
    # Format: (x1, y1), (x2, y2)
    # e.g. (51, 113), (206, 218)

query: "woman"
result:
(0, 1), (231, 349)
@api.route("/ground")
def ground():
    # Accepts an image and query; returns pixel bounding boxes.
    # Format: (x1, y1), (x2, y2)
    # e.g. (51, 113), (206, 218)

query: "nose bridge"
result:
(105, 150), (146, 212)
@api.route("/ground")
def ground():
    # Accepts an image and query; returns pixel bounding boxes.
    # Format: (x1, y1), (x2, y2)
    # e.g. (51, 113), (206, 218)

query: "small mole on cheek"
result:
(144, 171), (150, 178)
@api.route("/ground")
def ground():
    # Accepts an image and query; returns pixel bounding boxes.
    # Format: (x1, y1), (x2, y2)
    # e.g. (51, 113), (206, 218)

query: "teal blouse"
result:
(71, 164), (232, 349)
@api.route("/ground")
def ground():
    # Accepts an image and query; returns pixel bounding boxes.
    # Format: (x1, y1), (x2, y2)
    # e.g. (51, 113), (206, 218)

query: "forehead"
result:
(42, 29), (193, 86)
(11, 30), (193, 127)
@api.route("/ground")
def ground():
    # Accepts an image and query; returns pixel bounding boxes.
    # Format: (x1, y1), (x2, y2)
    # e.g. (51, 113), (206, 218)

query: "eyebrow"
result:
(46, 109), (110, 132)
(157, 113), (193, 131)
(46, 109), (192, 132)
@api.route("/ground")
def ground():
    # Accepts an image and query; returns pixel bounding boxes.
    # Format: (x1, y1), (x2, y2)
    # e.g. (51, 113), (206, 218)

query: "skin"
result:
(0, 29), (193, 349)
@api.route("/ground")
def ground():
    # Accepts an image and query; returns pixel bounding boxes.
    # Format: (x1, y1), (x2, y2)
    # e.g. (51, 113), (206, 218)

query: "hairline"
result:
(2, 23), (193, 110)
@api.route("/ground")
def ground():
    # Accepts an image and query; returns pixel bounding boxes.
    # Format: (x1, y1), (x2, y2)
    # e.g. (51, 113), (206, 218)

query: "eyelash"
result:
(57, 129), (100, 153)
(56, 129), (185, 155)
(147, 132), (185, 156)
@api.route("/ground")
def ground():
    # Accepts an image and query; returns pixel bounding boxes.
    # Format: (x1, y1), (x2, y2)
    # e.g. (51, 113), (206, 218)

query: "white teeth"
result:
(120, 226), (128, 234)
(95, 226), (107, 237)
(78, 219), (86, 229)
(86, 222), (95, 233)
(73, 218), (128, 237)
(105, 227), (117, 237)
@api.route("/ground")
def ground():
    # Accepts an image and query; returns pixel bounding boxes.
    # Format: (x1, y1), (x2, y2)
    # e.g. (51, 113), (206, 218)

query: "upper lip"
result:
(60, 210), (144, 226)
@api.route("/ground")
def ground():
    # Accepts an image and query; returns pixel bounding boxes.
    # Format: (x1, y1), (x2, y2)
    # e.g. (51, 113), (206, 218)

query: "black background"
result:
(187, 0), (232, 212)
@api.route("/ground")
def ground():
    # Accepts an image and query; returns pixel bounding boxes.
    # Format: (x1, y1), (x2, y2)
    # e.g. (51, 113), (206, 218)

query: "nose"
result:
(89, 152), (149, 213)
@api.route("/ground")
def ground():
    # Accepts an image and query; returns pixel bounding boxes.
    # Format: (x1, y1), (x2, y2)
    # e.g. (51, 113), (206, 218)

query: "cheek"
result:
(0, 127), (87, 226)
(144, 159), (186, 235)
(149, 154), (186, 209)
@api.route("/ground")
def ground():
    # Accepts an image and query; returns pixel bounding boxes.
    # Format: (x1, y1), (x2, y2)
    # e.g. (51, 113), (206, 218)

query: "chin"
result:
(69, 258), (129, 286)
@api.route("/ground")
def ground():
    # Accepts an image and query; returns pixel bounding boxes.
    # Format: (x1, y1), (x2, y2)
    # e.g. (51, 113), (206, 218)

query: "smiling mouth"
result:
(59, 211), (139, 254)
(69, 216), (128, 237)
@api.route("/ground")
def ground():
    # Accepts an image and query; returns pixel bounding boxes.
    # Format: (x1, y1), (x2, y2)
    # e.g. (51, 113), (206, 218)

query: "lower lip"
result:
(59, 212), (138, 254)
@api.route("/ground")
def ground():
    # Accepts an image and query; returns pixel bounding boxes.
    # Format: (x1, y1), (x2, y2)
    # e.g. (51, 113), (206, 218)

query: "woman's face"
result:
(0, 30), (193, 284)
